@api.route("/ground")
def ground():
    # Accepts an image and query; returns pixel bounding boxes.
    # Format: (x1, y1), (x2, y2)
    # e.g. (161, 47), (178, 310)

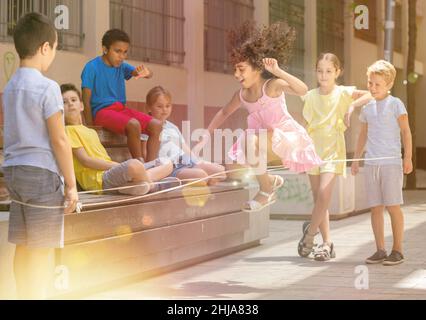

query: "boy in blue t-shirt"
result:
(2, 13), (78, 299)
(81, 29), (162, 161)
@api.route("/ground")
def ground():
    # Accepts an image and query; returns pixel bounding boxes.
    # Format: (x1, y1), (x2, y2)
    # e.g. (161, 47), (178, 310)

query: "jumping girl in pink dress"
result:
(195, 21), (322, 212)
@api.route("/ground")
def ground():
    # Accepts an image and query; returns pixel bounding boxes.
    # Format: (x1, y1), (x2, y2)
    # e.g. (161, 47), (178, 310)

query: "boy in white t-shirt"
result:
(352, 60), (413, 266)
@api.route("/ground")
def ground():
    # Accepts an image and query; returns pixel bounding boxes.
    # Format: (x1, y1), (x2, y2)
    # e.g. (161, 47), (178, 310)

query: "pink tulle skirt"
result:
(228, 119), (323, 173)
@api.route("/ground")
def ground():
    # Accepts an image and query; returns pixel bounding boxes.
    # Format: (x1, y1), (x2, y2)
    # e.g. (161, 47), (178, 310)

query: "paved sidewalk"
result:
(85, 190), (426, 300)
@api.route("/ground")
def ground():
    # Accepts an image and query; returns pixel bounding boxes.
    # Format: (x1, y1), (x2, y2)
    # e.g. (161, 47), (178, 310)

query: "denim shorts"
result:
(3, 166), (65, 248)
(170, 157), (197, 177)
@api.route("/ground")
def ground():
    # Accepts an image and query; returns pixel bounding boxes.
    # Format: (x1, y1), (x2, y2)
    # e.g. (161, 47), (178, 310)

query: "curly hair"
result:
(228, 21), (296, 78)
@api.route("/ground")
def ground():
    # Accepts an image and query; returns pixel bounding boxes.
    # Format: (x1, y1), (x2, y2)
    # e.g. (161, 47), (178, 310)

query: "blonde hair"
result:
(316, 52), (342, 71)
(145, 86), (172, 107)
(367, 60), (396, 84)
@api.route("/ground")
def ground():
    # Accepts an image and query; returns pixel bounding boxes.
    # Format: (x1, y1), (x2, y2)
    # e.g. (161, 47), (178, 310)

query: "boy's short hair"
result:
(367, 60), (397, 84)
(60, 83), (81, 100)
(13, 12), (57, 59)
(102, 29), (130, 49)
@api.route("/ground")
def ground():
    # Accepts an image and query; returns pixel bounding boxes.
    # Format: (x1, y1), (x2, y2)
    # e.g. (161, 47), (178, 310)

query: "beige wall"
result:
(415, 0), (426, 147)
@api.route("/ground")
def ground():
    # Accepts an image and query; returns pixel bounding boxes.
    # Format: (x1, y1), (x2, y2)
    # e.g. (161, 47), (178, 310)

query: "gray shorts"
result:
(102, 159), (132, 190)
(364, 164), (403, 208)
(3, 166), (65, 248)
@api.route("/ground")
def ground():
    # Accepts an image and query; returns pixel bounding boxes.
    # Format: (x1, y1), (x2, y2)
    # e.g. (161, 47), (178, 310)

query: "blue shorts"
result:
(171, 158), (197, 177)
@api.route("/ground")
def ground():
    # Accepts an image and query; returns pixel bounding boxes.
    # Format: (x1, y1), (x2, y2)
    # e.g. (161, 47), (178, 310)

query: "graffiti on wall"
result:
(4, 52), (16, 82)
(275, 177), (313, 206)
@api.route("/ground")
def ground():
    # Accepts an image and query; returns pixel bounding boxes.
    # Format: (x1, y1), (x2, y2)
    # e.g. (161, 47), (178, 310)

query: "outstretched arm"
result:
(193, 91), (241, 153)
(344, 91), (373, 127)
(206, 91), (241, 133)
(263, 58), (308, 96)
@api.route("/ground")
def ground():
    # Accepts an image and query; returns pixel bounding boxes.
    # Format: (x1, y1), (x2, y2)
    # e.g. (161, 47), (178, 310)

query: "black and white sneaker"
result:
(383, 250), (404, 266)
(365, 250), (387, 264)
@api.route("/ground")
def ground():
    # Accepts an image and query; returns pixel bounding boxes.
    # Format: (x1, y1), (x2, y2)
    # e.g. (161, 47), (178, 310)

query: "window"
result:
(269, 0), (305, 81)
(204, 0), (254, 74)
(110, 0), (185, 65)
(354, 0), (377, 43)
(0, 0), (84, 51)
(317, 0), (345, 65)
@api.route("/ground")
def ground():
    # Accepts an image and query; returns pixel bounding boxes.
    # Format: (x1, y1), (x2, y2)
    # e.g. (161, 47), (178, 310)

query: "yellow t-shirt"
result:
(302, 85), (355, 176)
(66, 125), (113, 191)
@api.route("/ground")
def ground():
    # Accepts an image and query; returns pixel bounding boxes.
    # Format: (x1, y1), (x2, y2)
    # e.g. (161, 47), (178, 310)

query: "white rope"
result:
(8, 156), (400, 213)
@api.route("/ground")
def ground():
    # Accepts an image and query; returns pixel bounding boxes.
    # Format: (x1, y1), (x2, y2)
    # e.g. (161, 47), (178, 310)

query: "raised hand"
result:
(134, 64), (153, 79)
(262, 58), (280, 75)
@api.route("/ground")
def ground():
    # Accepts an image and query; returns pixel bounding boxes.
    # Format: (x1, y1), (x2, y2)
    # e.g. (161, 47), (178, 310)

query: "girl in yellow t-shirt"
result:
(298, 53), (371, 261)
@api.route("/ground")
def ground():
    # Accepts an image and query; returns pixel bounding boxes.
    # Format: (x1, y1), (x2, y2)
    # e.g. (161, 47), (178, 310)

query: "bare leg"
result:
(371, 206), (386, 251)
(386, 205), (404, 253)
(126, 159), (150, 182)
(15, 245), (54, 299)
(125, 119), (143, 159)
(14, 245), (28, 299)
(176, 168), (209, 187)
(224, 163), (250, 181)
(308, 172), (336, 244)
(146, 119), (162, 162)
(146, 161), (173, 182)
(308, 174), (330, 239)
(194, 161), (226, 185)
(243, 134), (273, 208)
(311, 174), (331, 244)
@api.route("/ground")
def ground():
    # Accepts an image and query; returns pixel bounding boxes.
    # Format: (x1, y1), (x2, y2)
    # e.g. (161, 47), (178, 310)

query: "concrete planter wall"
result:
(270, 168), (369, 220)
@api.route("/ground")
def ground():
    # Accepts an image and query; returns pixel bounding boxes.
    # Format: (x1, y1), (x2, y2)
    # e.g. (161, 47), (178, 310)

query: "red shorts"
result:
(93, 102), (152, 135)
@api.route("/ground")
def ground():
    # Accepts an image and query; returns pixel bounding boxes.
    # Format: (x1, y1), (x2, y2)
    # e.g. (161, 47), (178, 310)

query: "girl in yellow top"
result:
(298, 53), (372, 261)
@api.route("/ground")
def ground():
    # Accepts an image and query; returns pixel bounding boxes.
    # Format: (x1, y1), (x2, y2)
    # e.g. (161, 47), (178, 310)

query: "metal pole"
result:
(384, 0), (396, 62)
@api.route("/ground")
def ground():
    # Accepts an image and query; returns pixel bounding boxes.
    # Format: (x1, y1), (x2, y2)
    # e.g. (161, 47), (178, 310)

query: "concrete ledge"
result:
(0, 182), (270, 299)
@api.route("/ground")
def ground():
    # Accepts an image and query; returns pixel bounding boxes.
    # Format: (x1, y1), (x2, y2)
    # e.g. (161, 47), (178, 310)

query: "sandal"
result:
(242, 190), (276, 213)
(314, 242), (336, 261)
(298, 222), (316, 257)
(302, 221), (319, 236)
(271, 175), (284, 192)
